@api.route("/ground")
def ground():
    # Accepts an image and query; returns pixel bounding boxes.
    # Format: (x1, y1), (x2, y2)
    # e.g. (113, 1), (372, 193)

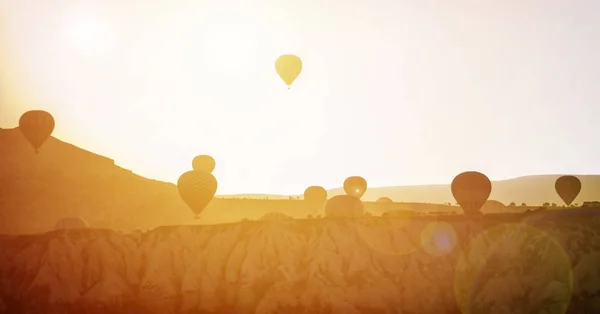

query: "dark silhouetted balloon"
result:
(451, 171), (492, 216)
(343, 176), (367, 199)
(275, 54), (302, 88)
(555, 175), (581, 206)
(54, 217), (88, 230)
(325, 195), (364, 218)
(377, 197), (393, 203)
(192, 155), (216, 173)
(304, 186), (328, 203)
(177, 170), (218, 218)
(19, 110), (55, 153)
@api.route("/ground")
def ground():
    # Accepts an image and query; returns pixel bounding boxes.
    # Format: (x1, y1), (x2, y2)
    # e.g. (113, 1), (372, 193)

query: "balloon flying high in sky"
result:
(2, 1), (600, 195)
(275, 54), (302, 89)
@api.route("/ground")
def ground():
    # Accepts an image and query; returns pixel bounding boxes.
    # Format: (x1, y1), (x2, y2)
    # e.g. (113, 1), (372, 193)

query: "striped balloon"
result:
(19, 110), (55, 153)
(177, 170), (218, 218)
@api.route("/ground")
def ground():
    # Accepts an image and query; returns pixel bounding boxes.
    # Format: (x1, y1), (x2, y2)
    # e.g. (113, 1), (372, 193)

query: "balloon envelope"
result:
(19, 110), (55, 153)
(325, 195), (364, 218)
(304, 186), (328, 203)
(343, 176), (367, 199)
(451, 171), (492, 216)
(192, 155), (216, 173)
(177, 171), (218, 217)
(54, 217), (88, 230)
(555, 175), (581, 206)
(275, 54), (302, 87)
(377, 197), (393, 203)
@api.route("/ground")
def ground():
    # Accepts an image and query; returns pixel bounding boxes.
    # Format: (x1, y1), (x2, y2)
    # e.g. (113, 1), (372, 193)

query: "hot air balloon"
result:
(325, 195), (364, 218)
(304, 186), (328, 203)
(19, 110), (55, 153)
(177, 170), (218, 219)
(192, 155), (216, 173)
(54, 217), (88, 230)
(377, 197), (393, 203)
(451, 171), (492, 216)
(275, 54), (302, 88)
(555, 175), (581, 206)
(343, 176), (367, 199)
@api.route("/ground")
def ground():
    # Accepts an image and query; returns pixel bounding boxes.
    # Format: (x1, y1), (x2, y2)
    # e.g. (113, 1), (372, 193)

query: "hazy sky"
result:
(1, 0), (599, 194)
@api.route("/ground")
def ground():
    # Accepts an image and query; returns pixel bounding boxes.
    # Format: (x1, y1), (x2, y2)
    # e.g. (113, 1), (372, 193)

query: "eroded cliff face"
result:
(1, 211), (600, 314)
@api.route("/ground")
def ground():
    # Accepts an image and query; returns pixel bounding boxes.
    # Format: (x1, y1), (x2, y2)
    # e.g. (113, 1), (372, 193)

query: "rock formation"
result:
(1, 209), (600, 313)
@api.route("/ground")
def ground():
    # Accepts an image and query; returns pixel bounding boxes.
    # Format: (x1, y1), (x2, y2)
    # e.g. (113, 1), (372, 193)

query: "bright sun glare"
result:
(201, 23), (260, 75)
(62, 10), (115, 57)
(5, 3), (335, 193)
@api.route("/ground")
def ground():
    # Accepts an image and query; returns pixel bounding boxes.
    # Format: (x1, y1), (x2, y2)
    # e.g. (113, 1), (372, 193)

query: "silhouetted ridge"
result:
(2, 127), (600, 235)
(0, 127), (181, 235)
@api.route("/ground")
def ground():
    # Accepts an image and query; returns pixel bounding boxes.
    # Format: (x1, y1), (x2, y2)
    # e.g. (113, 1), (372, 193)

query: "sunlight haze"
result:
(1, 0), (599, 194)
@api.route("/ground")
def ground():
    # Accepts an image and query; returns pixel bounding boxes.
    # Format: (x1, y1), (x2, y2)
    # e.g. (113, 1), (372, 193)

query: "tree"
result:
(542, 202), (550, 207)
(521, 203), (527, 207)
(551, 203), (557, 207)
(509, 202), (516, 207)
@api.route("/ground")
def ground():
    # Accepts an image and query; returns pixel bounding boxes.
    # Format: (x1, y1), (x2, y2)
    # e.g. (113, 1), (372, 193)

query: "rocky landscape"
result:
(1, 208), (600, 314)
(3, 127), (600, 313)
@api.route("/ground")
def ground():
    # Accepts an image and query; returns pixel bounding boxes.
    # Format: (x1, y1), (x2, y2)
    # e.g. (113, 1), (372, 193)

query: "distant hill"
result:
(326, 174), (600, 206)
(218, 194), (291, 200)
(2, 126), (600, 234)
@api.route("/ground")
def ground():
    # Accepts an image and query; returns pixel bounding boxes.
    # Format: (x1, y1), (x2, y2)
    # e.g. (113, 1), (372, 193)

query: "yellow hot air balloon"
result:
(555, 175), (581, 206)
(192, 155), (216, 173)
(304, 186), (327, 204)
(177, 171), (218, 219)
(325, 195), (364, 218)
(275, 54), (302, 88)
(19, 110), (55, 153)
(377, 197), (393, 203)
(343, 176), (367, 199)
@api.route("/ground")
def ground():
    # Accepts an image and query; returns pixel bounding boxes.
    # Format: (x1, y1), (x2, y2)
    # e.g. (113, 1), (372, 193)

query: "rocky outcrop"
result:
(1, 209), (600, 314)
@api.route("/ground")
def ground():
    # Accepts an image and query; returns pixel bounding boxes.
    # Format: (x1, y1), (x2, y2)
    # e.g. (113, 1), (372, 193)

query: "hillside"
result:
(2, 126), (600, 234)
(0, 127), (187, 234)
(1, 210), (600, 314)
